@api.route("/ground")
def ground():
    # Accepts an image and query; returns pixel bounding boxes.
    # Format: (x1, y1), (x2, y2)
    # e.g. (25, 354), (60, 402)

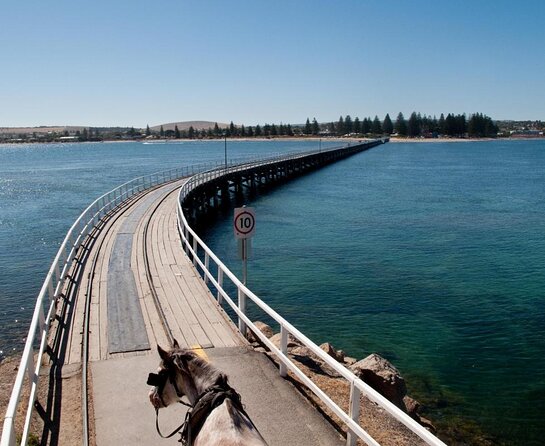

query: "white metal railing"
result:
(176, 144), (446, 446)
(0, 160), (232, 446)
(0, 141), (387, 446)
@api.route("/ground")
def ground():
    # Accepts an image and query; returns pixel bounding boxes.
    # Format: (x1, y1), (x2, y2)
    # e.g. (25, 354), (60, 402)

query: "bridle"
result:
(147, 368), (190, 408)
(147, 367), (192, 439)
(147, 367), (257, 445)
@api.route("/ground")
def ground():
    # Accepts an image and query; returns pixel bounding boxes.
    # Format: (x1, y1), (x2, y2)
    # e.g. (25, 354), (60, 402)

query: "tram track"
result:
(79, 179), (185, 446)
(141, 185), (184, 348)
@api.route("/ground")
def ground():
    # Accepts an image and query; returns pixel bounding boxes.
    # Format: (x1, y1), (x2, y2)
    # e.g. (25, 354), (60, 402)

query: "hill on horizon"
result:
(151, 121), (229, 132)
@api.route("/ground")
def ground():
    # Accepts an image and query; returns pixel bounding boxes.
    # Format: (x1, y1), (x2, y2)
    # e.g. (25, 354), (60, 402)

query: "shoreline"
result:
(2, 135), (543, 147)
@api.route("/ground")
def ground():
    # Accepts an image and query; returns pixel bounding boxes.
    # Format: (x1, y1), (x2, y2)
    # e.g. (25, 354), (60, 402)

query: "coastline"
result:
(2, 135), (544, 147)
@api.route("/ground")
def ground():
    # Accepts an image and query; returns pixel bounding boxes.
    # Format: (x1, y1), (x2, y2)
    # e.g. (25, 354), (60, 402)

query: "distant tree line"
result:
(391, 112), (498, 138)
(0, 111), (502, 144)
(153, 111), (496, 140)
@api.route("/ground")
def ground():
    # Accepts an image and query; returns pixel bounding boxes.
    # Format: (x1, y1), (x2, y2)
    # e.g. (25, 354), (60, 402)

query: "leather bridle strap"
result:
(155, 406), (189, 439)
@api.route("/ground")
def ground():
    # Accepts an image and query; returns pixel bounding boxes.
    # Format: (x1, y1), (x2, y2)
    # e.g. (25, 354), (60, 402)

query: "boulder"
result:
(418, 416), (437, 434)
(247, 321), (274, 342)
(343, 356), (357, 366)
(269, 332), (301, 350)
(403, 395), (421, 418)
(291, 346), (341, 377)
(350, 353), (407, 409)
(319, 342), (345, 362)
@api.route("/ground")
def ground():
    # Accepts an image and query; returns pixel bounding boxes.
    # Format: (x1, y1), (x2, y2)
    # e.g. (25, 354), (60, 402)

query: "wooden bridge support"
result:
(182, 140), (386, 228)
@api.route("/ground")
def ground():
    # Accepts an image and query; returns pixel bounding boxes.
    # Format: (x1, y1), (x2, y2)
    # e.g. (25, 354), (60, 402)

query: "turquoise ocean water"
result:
(201, 140), (545, 445)
(1, 139), (544, 444)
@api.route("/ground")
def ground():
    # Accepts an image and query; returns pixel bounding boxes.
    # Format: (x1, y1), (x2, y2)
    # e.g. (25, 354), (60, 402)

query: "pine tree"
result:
(312, 118), (319, 135)
(188, 126), (195, 139)
(353, 117), (361, 134)
(395, 113), (408, 136)
(407, 112), (421, 137)
(372, 116), (382, 135)
(159, 126), (164, 137)
(438, 113), (446, 135)
(362, 118), (371, 134)
(337, 116), (345, 136)
(304, 118), (312, 135)
(214, 122), (220, 137)
(286, 124), (294, 136)
(174, 125), (180, 139)
(145, 125), (151, 136)
(344, 115), (353, 134)
(255, 125), (262, 137)
(382, 114), (393, 135)
(230, 121), (236, 137)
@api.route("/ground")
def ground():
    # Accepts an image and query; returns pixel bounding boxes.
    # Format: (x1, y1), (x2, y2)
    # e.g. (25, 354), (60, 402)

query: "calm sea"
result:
(0, 139), (336, 355)
(1, 139), (543, 444)
(201, 139), (545, 445)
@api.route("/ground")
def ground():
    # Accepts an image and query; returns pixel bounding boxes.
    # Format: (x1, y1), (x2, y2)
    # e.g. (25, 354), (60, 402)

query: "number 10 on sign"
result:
(234, 207), (256, 239)
(234, 207), (255, 287)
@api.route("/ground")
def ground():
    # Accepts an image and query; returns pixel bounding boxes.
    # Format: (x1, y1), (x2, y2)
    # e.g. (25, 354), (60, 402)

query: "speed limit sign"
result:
(234, 207), (256, 239)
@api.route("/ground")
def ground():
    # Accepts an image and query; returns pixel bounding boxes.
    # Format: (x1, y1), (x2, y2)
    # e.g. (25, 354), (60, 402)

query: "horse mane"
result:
(169, 347), (228, 392)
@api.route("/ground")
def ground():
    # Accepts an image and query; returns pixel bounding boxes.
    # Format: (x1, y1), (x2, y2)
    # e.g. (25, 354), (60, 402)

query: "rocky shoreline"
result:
(248, 321), (499, 446)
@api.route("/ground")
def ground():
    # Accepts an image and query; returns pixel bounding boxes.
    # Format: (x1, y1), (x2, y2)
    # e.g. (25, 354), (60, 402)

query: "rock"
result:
(291, 346), (315, 358)
(319, 343), (345, 362)
(418, 416), (437, 434)
(320, 342), (344, 362)
(344, 356), (357, 366)
(247, 321), (274, 342)
(350, 353), (407, 409)
(403, 395), (421, 418)
(291, 346), (341, 377)
(336, 349), (347, 362)
(269, 332), (301, 350)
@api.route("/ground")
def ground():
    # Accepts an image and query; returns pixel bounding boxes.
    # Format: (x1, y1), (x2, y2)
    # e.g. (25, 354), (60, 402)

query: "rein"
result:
(152, 382), (251, 445)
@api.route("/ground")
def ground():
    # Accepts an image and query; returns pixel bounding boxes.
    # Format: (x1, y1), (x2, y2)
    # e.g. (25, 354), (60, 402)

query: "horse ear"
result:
(172, 338), (180, 349)
(157, 344), (169, 361)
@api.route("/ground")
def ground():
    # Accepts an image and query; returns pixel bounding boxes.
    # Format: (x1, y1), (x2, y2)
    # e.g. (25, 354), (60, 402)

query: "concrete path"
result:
(91, 346), (344, 446)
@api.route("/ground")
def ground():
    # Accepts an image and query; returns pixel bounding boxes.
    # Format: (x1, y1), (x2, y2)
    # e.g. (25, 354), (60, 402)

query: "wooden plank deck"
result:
(60, 179), (242, 365)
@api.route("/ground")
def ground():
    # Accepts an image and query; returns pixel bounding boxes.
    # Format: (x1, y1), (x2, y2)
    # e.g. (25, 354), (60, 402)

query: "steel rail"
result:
(1, 141), (384, 446)
(141, 181), (191, 348)
(0, 159), (227, 446)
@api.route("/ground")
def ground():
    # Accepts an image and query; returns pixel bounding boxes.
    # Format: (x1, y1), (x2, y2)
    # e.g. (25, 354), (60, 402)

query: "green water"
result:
(201, 140), (545, 445)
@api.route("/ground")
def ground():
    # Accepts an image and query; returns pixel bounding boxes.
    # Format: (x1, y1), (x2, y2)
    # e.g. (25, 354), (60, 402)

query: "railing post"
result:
(347, 382), (361, 446)
(26, 347), (35, 385)
(237, 288), (247, 336)
(279, 325), (288, 377)
(217, 269), (223, 304)
(192, 238), (198, 266)
(38, 305), (46, 333)
(48, 278), (55, 301)
(2, 418), (16, 446)
(204, 254), (209, 284)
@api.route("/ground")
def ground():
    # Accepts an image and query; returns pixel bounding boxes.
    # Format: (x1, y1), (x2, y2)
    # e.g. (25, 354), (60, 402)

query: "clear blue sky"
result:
(1, 0), (544, 127)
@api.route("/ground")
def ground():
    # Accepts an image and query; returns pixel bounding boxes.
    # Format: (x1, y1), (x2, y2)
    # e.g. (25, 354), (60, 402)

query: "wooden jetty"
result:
(2, 139), (446, 446)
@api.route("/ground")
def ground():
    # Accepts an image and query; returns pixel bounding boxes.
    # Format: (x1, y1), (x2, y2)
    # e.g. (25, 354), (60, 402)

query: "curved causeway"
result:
(2, 140), (446, 446)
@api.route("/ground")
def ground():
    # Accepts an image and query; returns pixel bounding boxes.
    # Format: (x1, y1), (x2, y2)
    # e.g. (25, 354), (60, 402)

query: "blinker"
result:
(147, 372), (164, 387)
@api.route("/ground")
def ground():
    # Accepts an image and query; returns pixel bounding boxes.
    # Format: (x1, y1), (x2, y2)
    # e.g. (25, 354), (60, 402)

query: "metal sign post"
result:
(234, 207), (255, 337)
(234, 206), (255, 285)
